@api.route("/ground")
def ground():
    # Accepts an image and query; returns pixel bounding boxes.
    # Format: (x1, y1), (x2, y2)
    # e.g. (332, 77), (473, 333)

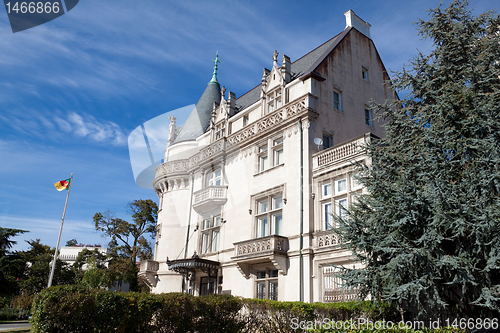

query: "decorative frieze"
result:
(227, 125), (256, 146)
(284, 124), (299, 138)
(155, 94), (313, 186)
(285, 97), (307, 118)
(317, 233), (340, 247)
(256, 110), (284, 132)
(227, 94), (308, 147)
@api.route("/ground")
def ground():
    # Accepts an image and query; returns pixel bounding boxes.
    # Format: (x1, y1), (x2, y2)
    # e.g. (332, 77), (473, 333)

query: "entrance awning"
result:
(167, 255), (220, 276)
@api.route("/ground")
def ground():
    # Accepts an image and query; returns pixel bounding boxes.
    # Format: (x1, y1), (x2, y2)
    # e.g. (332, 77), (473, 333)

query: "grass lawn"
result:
(0, 329), (30, 333)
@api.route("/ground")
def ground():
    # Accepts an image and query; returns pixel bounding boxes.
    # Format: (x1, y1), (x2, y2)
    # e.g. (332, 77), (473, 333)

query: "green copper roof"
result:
(209, 51), (221, 84)
(173, 56), (222, 144)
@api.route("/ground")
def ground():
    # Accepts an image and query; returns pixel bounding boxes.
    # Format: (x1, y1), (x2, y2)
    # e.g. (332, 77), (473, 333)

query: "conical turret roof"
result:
(173, 55), (222, 144)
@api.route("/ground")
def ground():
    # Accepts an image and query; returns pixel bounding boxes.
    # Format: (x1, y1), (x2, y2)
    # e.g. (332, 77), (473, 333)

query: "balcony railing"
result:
(315, 230), (341, 247)
(192, 186), (228, 213)
(233, 235), (289, 258)
(140, 259), (159, 273)
(154, 94), (314, 183)
(312, 134), (377, 171)
(323, 288), (361, 303)
(138, 260), (159, 288)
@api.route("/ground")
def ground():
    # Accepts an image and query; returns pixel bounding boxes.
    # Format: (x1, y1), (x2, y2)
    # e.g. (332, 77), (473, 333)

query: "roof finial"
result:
(210, 51), (221, 84)
(272, 50), (279, 66)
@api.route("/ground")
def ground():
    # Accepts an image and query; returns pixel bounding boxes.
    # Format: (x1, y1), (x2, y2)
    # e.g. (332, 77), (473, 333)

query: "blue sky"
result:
(1, 0), (498, 252)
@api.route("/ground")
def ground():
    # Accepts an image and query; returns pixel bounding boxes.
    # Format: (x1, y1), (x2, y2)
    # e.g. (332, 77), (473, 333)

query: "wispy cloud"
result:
(0, 214), (107, 252)
(1, 109), (128, 146)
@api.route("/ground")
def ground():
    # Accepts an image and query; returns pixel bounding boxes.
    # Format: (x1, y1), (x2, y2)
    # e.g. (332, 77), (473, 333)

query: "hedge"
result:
(30, 286), (463, 333)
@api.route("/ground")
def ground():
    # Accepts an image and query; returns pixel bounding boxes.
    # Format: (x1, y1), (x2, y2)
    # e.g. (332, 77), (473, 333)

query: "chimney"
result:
(281, 54), (291, 83)
(344, 9), (371, 39)
(228, 91), (236, 117)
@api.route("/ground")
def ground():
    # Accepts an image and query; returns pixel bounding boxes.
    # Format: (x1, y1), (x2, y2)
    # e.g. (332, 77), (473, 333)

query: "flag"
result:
(54, 178), (71, 191)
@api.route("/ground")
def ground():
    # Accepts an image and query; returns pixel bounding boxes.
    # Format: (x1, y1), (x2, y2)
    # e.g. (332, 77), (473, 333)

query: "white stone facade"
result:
(139, 10), (397, 302)
(59, 246), (108, 268)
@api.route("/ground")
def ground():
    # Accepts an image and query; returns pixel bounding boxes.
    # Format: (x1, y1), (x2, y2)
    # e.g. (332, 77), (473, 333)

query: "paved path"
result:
(0, 321), (31, 331)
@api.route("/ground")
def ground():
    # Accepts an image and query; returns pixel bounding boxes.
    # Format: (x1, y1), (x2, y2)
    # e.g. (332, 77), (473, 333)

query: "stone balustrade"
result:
(315, 231), (341, 247)
(192, 186), (228, 212)
(313, 136), (367, 170)
(323, 288), (360, 303)
(140, 259), (159, 273)
(234, 235), (288, 257)
(155, 94), (312, 182)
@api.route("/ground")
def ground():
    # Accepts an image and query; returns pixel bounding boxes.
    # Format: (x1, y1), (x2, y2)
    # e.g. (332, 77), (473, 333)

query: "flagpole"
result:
(48, 173), (74, 288)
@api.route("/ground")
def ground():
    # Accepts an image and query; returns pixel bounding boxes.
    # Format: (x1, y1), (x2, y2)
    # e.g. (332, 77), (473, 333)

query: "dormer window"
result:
(215, 122), (225, 140)
(267, 90), (282, 113)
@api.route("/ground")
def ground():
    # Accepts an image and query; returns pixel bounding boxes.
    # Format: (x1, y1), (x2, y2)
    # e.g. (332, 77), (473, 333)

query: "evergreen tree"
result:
(0, 227), (27, 297)
(335, 0), (500, 319)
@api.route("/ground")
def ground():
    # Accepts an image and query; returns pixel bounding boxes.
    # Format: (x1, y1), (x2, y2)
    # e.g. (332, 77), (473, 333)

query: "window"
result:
(256, 195), (283, 237)
(335, 178), (347, 194)
(200, 276), (217, 295)
(267, 90), (282, 113)
(259, 145), (268, 172)
(256, 269), (278, 300)
(362, 67), (369, 81)
(351, 173), (361, 189)
(208, 169), (222, 186)
(351, 192), (361, 204)
(322, 183), (332, 198)
(365, 109), (373, 127)
(319, 176), (350, 231)
(323, 134), (333, 149)
(323, 202), (333, 230)
(215, 122), (225, 140)
(257, 199), (269, 237)
(273, 137), (284, 166)
(333, 90), (341, 111)
(200, 215), (221, 254)
(336, 198), (348, 219)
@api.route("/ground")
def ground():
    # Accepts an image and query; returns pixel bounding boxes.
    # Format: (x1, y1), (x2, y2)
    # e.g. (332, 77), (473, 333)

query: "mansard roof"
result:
(173, 26), (356, 143)
(234, 27), (353, 113)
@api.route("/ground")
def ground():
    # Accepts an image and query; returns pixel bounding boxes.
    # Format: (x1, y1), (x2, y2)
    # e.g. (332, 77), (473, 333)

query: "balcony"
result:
(324, 288), (361, 303)
(192, 186), (228, 213)
(138, 260), (159, 287)
(231, 235), (289, 278)
(312, 133), (378, 173)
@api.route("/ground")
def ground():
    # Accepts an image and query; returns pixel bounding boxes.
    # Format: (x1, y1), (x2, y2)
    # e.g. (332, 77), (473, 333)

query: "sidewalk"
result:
(0, 321), (31, 332)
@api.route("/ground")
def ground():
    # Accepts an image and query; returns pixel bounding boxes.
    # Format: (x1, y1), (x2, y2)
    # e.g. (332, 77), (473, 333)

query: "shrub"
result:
(195, 294), (245, 333)
(11, 293), (34, 319)
(31, 286), (402, 333)
(0, 307), (19, 321)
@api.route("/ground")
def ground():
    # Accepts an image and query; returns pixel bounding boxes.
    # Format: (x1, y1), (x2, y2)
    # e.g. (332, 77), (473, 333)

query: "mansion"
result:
(139, 10), (396, 303)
